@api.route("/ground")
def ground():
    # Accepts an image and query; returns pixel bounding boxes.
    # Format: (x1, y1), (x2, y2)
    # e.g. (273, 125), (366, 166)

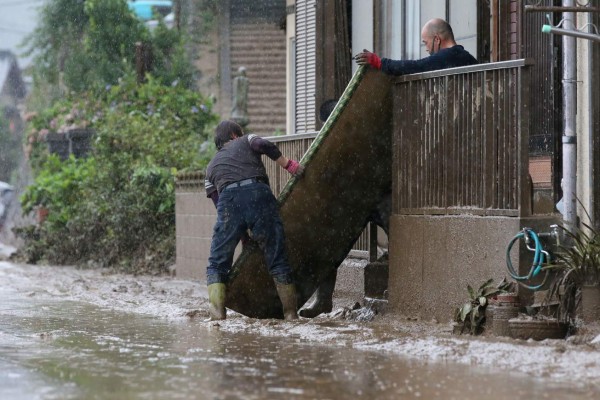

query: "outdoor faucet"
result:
(537, 224), (562, 244)
(550, 224), (562, 247)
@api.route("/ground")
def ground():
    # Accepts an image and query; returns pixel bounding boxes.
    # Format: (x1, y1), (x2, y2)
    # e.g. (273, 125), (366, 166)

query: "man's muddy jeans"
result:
(206, 182), (293, 285)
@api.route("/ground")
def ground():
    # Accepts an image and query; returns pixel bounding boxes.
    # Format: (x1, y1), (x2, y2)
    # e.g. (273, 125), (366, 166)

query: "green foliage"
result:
(24, 0), (196, 98)
(76, 0), (146, 91)
(18, 0), (217, 273)
(22, 0), (88, 87)
(455, 278), (511, 335)
(555, 224), (600, 285)
(21, 155), (95, 224)
(17, 77), (217, 272)
(18, 155), (97, 265)
(150, 21), (195, 88)
(190, 0), (220, 43)
(545, 223), (600, 323)
(95, 74), (215, 170)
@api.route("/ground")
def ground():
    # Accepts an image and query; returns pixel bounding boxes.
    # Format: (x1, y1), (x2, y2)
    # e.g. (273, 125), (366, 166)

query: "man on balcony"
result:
(300, 18), (477, 319)
(355, 18), (477, 74)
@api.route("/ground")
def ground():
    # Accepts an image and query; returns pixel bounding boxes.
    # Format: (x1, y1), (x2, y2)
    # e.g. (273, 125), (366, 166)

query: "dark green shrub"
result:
(18, 77), (217, 272)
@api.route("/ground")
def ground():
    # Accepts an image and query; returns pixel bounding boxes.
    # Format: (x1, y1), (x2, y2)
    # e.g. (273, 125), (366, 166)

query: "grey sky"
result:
(0, 0), (45, 69)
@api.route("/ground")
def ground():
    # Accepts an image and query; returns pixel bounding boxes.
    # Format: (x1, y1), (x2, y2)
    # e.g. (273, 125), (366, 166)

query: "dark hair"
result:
(214, 120), (244, 150)
(319, 99), (338, 122)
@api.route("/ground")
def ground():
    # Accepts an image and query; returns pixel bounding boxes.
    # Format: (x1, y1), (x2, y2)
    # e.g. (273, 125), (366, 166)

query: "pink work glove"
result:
(354, 49), (381, 70)
(285, 159), (305, 177)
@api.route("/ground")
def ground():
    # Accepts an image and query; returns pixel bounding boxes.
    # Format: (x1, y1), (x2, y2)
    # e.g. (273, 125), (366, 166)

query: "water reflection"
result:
(0, 295), (597, 399)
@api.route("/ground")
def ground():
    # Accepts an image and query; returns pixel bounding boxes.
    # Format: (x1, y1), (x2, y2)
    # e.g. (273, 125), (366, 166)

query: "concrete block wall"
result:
(174, 172), (367, 302)
(388, 215), (521, 322)
(175, 175), (216, 283)
(387, 215), (560, 322)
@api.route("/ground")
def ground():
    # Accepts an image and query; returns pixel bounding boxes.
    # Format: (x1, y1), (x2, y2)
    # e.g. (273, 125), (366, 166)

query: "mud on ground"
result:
(1, 257), (600, 386)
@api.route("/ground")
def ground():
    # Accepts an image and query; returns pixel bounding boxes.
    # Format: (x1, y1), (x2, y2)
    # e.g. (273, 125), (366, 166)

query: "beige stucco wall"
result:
(388, 214), (559, 322)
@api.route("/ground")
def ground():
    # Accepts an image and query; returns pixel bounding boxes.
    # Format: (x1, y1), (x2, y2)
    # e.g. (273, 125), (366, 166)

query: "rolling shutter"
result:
(295, 0), (316, 133)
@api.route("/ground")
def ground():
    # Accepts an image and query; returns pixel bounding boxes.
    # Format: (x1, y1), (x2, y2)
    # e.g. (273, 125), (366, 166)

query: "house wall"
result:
(448, 0), (478, 57)
(592, 11), (600, 230)
(389, 214), (560, 321)
(388, 215), (519, 320)
(522, 1), (562, 214)
(386, 59), (539, 320)
(351, 0), (373, 75)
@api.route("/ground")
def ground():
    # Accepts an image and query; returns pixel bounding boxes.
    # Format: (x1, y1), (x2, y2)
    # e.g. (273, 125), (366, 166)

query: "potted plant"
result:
(454, 278), (511, 335)
(546, 222), (600, 324)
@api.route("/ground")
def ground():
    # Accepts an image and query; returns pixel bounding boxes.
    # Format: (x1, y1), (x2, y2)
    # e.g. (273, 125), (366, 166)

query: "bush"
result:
(18, 77), (217, 272)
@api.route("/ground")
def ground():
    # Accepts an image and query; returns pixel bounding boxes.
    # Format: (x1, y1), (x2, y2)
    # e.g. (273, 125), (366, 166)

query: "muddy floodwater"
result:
(1, 261), (599, 399)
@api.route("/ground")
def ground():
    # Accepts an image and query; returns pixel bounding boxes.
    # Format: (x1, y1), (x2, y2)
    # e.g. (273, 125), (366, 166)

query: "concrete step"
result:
(230, 52), (286, 61)
(231, 49), (285, 55)
(249, 91), (286, 100)
(230, 36), (285, 45)
(247, 116), (286, 123)
(230, 63), (286, 71)
(232, 76), (286, 85)
(231, 71), (285, 82)
(230, 23), (285, 32)
(230, 29), (285, 37)
(230, 70), (286, 78)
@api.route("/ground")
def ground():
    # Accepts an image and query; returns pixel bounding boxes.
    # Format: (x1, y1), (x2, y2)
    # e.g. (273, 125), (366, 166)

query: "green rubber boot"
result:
(207, 283), (226, 320)
(275, 282), (299, 320)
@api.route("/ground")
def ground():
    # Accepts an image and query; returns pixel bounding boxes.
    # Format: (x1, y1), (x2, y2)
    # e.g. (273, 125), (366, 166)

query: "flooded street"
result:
(1, 260), (599, 399)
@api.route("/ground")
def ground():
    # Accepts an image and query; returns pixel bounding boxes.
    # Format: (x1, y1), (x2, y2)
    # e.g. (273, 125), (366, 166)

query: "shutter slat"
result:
(295, 0), (316, 134)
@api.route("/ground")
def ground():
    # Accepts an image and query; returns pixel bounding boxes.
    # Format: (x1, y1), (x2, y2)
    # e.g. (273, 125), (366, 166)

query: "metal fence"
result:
(393, 59), (532, 217)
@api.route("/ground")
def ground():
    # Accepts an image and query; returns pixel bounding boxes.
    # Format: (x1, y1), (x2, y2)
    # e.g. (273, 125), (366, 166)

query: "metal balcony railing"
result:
(393, 59), (533, 217)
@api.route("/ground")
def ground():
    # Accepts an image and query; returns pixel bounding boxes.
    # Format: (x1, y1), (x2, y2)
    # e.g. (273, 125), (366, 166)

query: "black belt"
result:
(223, 178), (260, 191)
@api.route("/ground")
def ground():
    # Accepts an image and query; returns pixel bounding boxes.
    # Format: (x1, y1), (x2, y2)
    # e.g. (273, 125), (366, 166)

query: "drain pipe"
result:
(588, 12), (595, 228)
(561, 0), (578, 232)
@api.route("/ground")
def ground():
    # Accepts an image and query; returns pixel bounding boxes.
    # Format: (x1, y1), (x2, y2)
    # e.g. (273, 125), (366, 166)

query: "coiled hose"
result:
(506, 228), (551, 291)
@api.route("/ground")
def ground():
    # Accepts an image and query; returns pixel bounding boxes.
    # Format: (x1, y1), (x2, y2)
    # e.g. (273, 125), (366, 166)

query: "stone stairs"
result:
(230, 21), (287, 135)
